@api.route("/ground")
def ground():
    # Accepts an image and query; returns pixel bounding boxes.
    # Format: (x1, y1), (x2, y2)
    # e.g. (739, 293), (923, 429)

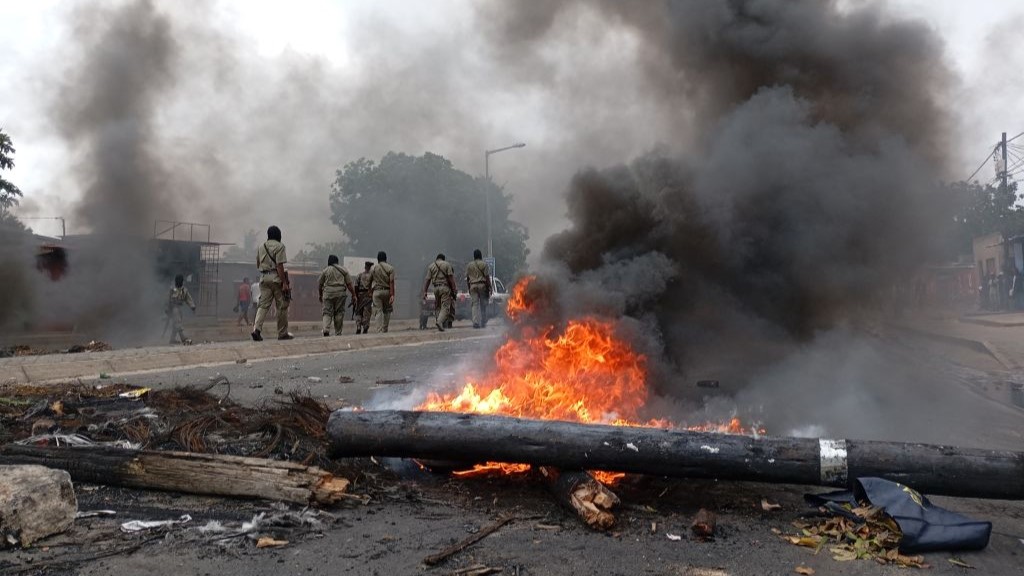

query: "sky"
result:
(0, 0), (1021, 255)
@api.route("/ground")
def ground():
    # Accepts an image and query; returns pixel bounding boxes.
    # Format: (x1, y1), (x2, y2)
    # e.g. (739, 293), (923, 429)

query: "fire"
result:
(504, 275), (535, 321)
(417, 276), (760, 483)
(420, 318), (648, 423)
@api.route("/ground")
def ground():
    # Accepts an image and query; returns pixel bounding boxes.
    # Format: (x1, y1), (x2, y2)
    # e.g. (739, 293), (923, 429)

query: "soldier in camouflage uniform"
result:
(318, 255), (356, 336)
(371, 251), (396, 333)
(167, 274), (196, 345)
(354, 261), (374, 334)
(422, 253), (456, 332)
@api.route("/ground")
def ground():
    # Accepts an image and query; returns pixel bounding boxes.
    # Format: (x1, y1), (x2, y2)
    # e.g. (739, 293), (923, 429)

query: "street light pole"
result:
(484, 142), (525, 259)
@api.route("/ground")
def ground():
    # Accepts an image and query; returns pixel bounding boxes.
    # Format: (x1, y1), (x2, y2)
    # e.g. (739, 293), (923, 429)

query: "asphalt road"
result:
(12, 330), (1024, 575)
(109, 332), (504, 409)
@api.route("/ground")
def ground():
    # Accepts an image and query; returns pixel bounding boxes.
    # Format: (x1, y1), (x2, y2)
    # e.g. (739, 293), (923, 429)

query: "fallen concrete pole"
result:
(0, 445), (350, 505)
(327, 410), (1024, 499)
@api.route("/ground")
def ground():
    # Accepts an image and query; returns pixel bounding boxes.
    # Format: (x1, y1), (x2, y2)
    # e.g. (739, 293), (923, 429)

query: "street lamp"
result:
(484, 142), (525, 259)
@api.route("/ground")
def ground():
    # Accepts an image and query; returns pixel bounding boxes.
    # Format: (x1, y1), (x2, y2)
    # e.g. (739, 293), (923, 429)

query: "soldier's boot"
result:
(251, 329), (263, 342)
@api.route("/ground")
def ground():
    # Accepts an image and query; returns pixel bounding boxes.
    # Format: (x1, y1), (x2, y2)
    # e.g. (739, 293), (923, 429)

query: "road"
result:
(7, 327), (1024, 575)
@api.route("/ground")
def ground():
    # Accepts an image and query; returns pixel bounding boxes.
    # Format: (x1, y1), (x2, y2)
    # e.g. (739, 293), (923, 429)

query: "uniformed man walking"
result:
(318, 255), (356, 336)
(252, 225), (292, 341)
(354, 261), (374, 334)
(371, 251), (396, 333)
(422, 253), (457, 332)
(167, 274), (196, 345)
(466, 249), (491, 328)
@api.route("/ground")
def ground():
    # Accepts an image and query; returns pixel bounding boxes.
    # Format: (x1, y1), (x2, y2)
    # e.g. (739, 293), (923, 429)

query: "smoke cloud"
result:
(490, 0), (963, 439)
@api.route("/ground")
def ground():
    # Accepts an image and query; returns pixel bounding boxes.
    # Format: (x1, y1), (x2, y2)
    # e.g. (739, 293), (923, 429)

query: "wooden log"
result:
(0, 445), (349, 505)
(690, 508), (716, 540)
(537, 467), (618, 531)
(327, 410), (1024, 499)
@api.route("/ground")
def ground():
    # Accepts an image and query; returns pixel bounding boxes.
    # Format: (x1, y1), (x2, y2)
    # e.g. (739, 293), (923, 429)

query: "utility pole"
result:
(1002, 131), (1009, 193)
(483, 142), (526, 259)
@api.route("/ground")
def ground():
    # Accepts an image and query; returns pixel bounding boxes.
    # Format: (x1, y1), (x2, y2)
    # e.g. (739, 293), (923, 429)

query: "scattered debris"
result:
(666, 533), (682, 541)
(121, 514), (192, 533)
(446, 565), (501, 576)
(307, 377), (322, 383)
(235, 358), (247, 364)
(374, 377), (411, 385)
(423, 516), (515, 566)
(337, 375), (354, 384)
(782, 504), (928, 568)
(67, 340), (113, 354)
(691, 509), (716, 541)
(948, 557), (974, 569)
(696, 380), (719, 388)
(0, 383), (349, 488)
(761, 499), (782, 511)
(99, 373), (111, 379)
(0, 465), (78, 547)
(256, 537), (288, 548)
(794, 567), (814, 575)
(75, 509), (117, 519)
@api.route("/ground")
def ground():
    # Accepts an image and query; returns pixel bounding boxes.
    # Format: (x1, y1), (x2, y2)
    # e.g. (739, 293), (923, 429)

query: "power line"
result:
(966, 143), (1000, 182)
(1007, 131), (1024, 144)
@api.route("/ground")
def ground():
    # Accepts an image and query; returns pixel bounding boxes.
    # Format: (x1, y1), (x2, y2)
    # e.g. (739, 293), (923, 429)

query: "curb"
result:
(959, 316), (1024, 328)
(888, 324), (1018, 371)
(0, 329), (495, 385)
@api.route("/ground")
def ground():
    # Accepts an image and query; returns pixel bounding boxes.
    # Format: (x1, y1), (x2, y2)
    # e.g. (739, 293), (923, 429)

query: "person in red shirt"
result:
(236, 276), (252, 326)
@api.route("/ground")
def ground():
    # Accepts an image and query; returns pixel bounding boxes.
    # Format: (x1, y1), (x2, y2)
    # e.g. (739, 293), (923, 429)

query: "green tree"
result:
(329, 152), (529, 280)
(0, 129), (23, 209)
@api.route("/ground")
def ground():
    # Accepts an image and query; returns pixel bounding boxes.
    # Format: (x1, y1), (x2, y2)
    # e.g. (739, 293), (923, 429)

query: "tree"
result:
(293, 241), (349, 267)
(942, 180), (1023, 257)
(0, 129), (23, 209)
(329, 152), (529, 280)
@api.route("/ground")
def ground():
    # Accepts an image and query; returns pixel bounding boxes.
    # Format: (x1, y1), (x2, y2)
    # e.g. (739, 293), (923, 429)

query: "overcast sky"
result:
(1, 0), (1021, 253)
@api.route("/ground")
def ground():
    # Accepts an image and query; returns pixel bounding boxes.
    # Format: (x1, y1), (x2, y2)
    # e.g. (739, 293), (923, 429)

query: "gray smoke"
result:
(27, 0), (179, 341)
(56, 0), (177, 235)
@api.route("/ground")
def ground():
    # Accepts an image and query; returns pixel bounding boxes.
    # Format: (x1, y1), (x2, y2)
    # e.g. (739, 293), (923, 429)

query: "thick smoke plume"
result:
(57, 0), (177, 235)
(494, 1), (958, 439)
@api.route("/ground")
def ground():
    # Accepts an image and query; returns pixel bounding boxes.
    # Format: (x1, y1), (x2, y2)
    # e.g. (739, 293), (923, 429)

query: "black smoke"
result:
(490, 0), (959, 437)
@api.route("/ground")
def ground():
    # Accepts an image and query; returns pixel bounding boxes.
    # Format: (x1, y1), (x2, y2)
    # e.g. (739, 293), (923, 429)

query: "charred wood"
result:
(537, 467), (618, 530)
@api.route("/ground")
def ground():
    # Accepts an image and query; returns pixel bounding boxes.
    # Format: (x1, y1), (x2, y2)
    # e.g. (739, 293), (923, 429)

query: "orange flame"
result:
(418, 276), (761, 483)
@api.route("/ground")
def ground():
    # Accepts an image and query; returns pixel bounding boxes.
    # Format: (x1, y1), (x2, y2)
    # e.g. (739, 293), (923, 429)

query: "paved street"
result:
(20, 321), (1020, 576)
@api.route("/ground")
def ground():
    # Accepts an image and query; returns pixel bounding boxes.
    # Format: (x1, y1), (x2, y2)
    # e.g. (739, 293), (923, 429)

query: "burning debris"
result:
(415, 276), (764, 486)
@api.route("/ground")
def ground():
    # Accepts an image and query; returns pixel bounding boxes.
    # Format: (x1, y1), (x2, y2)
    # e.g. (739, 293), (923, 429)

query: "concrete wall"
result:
(973, 232), (1005, 280)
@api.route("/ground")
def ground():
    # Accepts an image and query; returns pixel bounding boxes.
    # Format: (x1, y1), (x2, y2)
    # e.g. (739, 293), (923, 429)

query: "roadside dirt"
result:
(6, 465), (1018, 576)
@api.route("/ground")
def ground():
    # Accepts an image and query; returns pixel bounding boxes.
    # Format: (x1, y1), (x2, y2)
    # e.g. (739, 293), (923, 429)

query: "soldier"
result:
(167, 274), (196, 345)
(371, 251), (396, 333)
(465, 249), (491, 328)
(252, 225), (292, 341)
(422, 253), (457, 332)
(318, 255), (356, 336)
(354, 261), (374, 334)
